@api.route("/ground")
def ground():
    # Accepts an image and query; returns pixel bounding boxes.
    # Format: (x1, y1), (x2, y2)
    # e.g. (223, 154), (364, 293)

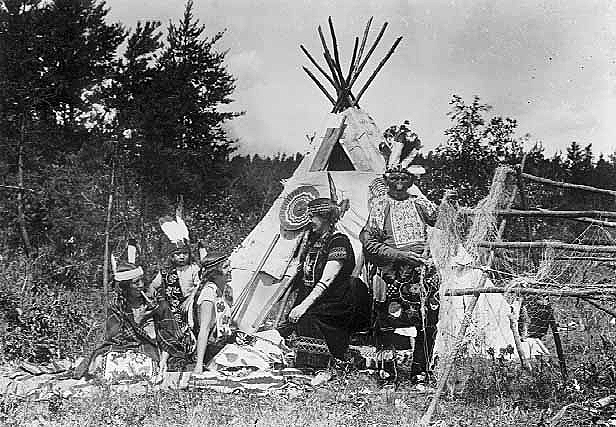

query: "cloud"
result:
(106, 0), (616, 157)
(226, 50), (266, 90)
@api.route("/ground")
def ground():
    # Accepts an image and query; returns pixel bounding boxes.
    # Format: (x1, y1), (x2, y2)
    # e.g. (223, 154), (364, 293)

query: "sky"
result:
(105, 0), (616, 158)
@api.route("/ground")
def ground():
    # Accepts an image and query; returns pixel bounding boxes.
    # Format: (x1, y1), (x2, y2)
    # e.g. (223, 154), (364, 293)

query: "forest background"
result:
(1, 0), (615, 363)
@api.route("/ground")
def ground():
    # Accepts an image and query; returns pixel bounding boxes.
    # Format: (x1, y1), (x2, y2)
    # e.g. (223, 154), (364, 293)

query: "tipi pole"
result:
(317, 26), (341, 88)
(349, 22), (388, 88)
(273, 284), (295, 327)
(327, 16), (347, 85)
(302, 67), (336, 106)
(300, 45), (336, 88)
(355, 36), (403, 104)
(345, 37), (359, 85)
(354, 17), (373, 71)
(232, 233), (281, 322)
(251, 230), (307, 329)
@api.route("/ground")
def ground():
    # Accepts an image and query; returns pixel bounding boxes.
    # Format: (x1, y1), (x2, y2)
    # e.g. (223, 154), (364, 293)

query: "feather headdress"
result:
(381, 120), (425, 175)
(159, 214), (191, 257)
(159, 214), (190, 245)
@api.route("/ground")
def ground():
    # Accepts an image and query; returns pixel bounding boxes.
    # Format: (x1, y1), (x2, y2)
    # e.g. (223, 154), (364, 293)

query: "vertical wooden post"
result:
(17, 114), (32, 256)
(515, 154), (533, 243)
(511, 155), (532, 369)
(516, 155), (567, 379)
(102, 141), (117, 328)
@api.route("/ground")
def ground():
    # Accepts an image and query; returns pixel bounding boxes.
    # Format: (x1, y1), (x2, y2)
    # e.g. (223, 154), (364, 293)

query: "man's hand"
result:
(402, 252), (429, 267)
(133, 305), (155, 325)
(289, 304), (308, 323)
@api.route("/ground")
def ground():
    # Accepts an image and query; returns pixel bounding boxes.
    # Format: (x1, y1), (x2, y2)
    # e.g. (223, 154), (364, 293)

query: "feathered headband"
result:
(381, 120), (425, 175)
(111, 239), (143, 281)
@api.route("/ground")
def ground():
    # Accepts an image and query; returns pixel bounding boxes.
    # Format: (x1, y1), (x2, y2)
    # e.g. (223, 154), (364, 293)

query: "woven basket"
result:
(293, 336), (331, 369)
(292, 336), (367, 369)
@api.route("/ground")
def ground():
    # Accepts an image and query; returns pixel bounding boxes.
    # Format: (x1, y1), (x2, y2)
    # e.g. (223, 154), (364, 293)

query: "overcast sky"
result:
(106, 0), (616, 158)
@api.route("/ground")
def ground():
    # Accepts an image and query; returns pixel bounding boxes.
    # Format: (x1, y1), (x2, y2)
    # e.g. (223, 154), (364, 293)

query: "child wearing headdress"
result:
(149, 215), (232, 374)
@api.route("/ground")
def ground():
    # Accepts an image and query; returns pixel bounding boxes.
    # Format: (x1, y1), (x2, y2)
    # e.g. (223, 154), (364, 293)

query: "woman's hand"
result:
(289, 304), (308, 323)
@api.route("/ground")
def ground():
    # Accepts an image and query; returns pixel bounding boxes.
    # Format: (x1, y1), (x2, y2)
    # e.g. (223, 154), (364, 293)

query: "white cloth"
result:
(520, 338), (550, 359)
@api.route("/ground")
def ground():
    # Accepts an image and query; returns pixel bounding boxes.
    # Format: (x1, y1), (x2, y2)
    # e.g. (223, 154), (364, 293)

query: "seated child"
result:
(149, 215), (233, 374)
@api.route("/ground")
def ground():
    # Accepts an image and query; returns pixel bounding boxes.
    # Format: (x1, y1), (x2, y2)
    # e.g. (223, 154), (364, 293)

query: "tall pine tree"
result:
(111, 0), (242, 210)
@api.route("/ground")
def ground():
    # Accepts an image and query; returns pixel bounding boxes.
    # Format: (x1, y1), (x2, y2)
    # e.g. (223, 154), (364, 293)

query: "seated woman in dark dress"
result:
(281, 197), (369, 363)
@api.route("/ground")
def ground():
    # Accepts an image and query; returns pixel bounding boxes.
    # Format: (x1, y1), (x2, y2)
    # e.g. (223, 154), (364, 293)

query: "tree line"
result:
(2, 0), (615, 270)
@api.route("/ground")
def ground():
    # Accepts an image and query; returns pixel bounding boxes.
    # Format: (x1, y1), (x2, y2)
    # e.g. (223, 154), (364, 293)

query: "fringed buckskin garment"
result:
(280, 230), (369, 359)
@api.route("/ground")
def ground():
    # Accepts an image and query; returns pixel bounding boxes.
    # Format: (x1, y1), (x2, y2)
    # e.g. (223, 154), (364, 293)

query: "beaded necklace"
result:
(300, 227), (334, 288)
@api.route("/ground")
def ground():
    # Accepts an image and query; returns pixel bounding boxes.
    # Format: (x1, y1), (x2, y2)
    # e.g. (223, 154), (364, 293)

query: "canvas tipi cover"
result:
(228, 107), (386, 332)
(228, 107), (518, 367)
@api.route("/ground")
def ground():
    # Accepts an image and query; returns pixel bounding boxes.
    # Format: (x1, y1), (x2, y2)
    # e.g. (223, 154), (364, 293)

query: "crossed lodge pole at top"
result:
(301, 16), (403, 113)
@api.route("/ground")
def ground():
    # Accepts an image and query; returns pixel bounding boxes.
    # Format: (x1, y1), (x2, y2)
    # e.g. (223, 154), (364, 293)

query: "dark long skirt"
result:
(280, 277), (370, 359)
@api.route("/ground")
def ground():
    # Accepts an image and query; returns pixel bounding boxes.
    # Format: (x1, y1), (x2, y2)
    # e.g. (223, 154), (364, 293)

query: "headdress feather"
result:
(159, 215), (189, 244)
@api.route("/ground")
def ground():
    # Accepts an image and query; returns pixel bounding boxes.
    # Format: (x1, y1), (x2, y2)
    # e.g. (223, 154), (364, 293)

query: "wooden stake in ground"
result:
(102, 142), (117, 329)
(17, 114), (33, 256)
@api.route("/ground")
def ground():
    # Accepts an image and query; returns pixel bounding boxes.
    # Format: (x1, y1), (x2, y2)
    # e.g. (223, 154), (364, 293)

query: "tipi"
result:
(228, 17), (402, 332)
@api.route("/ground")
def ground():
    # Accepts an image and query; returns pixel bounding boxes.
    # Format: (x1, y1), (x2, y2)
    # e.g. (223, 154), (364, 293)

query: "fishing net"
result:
(429, 166), (616, 390)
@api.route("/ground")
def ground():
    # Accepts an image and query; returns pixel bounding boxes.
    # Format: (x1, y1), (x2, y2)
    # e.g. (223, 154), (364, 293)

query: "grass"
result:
(0, 372), (556, 427)
(5, 325), (614, 426)
(1, 254), (615, 426)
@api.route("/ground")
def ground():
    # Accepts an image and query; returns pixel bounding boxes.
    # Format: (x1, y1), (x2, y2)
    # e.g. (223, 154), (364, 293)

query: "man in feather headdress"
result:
(73, 246), (159, 379)
(360, 123), (455, 378)
(148, 214), (233, 374)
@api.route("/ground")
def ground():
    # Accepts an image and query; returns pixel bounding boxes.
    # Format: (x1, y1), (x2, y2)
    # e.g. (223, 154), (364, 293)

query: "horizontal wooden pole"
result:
(573, 217), (616, 228)
(444, 286), (616, 297)
(477, 241), (616, 253)
(521, 172), (616, 197)
(460, 208), (616, 219)
(555, 256), (616, 262)
(0, 184), (35, 193)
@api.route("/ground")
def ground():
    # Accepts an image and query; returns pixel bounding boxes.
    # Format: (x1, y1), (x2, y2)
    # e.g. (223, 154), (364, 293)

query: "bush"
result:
(0, 251), (101, 363)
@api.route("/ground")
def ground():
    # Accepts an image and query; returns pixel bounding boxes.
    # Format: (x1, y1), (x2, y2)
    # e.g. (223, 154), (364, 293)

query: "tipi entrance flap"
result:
(309, 117), (347, 171)
(307, 108), (387, 172)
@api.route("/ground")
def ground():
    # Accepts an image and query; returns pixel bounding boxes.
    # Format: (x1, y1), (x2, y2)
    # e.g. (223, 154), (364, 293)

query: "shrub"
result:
(0, 251), (101, 363)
